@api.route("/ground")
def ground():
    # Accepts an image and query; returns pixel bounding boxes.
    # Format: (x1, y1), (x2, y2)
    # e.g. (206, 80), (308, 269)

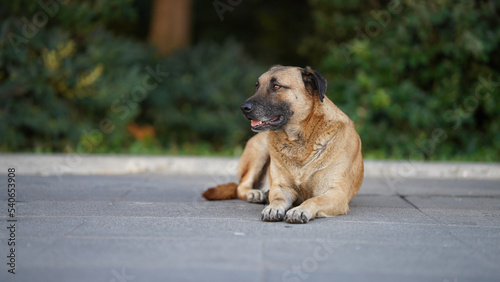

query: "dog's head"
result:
(241, 65), (327, 132)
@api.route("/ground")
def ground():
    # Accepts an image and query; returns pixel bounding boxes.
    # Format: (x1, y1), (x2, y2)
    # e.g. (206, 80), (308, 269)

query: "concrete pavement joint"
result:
(398, 194), (500, 268)
(398, 195), (420, 210)
(110, 190), (132, 205)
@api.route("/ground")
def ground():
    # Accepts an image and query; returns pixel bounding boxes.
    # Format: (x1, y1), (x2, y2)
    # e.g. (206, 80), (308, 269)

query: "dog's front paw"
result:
(285, 207), (311, 224)
(261, 205), (285, 222)
(246, 189), (265, 204)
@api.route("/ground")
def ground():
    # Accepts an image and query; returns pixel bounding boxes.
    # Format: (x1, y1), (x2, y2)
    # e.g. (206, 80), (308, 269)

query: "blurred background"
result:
(0, 0), (499, 161)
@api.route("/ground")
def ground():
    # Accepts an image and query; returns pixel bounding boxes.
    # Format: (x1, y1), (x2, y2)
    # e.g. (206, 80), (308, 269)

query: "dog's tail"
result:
(202, 182), (238, 200)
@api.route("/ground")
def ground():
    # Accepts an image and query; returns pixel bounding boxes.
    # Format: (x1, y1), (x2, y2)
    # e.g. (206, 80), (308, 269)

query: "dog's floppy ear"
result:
(301, 66), (327, 102)
(269, 64), (283, 71)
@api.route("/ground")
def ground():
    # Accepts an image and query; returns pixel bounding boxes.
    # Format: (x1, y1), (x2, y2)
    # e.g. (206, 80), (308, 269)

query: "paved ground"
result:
(0, 172), (499, 282)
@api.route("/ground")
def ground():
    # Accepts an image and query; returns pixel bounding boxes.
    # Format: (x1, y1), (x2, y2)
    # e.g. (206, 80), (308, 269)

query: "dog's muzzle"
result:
(240, 101), (286, 132)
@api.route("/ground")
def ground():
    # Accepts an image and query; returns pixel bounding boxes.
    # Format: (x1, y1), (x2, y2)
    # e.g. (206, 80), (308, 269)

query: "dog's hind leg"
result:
(202, 133), (269, 203)
(236, 133), (270, 203)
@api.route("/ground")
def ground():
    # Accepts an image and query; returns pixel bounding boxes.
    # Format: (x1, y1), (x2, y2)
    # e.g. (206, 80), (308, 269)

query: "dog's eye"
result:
(273, 84), (281, 90)
(255, 82), (259, 89)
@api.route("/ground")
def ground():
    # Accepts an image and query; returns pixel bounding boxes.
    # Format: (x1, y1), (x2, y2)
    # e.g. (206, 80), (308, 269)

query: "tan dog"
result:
(202, 65), (364, 223)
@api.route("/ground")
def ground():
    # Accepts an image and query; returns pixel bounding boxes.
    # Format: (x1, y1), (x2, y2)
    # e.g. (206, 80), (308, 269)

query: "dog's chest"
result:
(287, 165), (318, 200)
(272, 137), (329, 168)
(272, 145), (324, 185)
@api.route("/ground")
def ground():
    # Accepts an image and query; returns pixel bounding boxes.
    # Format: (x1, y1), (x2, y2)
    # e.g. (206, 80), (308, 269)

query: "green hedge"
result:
(0, 0), (148, 152)
(140, 41), (264, 155)
(1, 0), (499, 161)
(303, 0), (500, 161)
(0, 1), (263, 154)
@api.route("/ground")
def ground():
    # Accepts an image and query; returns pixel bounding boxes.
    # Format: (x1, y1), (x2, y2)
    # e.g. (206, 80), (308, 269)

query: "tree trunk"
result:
(148, 0), (192, 54)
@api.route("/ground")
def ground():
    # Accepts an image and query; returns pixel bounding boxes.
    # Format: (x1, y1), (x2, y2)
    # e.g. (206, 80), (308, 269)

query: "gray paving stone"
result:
(407, 196), (500, 227)
(0, 173), (499, 282)
(386, 178), (500, 197)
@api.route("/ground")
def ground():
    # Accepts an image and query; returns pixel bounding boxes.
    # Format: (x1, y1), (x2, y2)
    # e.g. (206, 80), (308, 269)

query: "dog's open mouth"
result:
(250, 115), (283, 130)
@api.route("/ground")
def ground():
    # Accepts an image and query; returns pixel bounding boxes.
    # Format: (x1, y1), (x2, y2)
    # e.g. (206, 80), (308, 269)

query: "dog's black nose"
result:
(241, 102), (253, 113)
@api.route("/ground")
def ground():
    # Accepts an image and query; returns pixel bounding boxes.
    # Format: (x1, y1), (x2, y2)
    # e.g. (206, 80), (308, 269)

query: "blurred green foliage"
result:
(303, 0), (500, 161)
(141, 41), (264, 155)
(0, 0), (262, 155)
(0, 0), (499, 161)
(0, 0), (155, 153)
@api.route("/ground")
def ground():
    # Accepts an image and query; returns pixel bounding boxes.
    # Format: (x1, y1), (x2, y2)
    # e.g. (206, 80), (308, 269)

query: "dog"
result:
(202, 65), (364, 224)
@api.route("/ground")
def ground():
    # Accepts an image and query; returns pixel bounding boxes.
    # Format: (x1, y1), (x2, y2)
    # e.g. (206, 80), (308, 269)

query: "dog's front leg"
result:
(261, 185), (295, 222)
(285, 188), (350, 224)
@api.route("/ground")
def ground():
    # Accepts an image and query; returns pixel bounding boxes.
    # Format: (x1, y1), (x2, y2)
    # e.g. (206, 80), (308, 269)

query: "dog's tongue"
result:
(251, 120), (261, 127)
